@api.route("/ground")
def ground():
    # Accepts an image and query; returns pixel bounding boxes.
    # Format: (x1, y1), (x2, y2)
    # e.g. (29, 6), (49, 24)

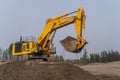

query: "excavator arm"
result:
(37, 8), (87, 53)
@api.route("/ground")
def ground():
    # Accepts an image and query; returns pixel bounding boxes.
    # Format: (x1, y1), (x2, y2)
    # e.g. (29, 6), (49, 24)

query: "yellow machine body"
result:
(12, 41), (37, 56)
(11, 8), (87, 58)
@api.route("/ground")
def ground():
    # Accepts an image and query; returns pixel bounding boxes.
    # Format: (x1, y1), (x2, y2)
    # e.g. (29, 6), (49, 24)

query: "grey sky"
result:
(0, 0), (120, 59)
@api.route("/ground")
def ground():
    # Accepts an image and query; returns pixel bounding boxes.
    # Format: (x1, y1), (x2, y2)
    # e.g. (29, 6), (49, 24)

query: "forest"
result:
(0, 47), (120, 64)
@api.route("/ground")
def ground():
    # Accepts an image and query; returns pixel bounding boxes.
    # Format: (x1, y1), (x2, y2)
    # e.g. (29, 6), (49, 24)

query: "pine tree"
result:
(55, 55), (60, 62)
(80, 49), (89, 64)
(59, 55), (64, 62)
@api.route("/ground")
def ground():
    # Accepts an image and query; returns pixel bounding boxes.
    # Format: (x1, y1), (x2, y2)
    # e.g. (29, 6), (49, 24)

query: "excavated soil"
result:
(60, 36), (77, 52)
(0, 61), (96, 80)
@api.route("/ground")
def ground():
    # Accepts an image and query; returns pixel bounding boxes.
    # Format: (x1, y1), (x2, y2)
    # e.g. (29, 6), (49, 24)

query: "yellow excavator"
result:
(11, 8), (87, 60)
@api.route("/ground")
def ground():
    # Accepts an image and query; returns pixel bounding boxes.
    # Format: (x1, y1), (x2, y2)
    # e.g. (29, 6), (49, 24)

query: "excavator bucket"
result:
(60, 36), (81, 53)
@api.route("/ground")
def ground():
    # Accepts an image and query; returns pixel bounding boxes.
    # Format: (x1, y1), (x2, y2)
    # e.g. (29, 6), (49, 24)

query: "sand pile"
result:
(0, 61), (96, 80)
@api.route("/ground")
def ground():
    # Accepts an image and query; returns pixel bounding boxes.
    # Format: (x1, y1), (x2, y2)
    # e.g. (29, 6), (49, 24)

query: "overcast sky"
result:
(0, 0), (120, 59)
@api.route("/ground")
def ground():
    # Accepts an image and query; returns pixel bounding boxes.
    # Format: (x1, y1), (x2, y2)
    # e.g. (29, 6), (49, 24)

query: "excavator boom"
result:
(37, 8), (87, 53)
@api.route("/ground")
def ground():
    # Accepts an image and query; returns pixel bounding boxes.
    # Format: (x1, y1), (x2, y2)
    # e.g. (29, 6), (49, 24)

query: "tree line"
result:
(54, 49), (120, 64)
(89, 49), (120, 63)
(0, 46), (120, 63)
(72, 49), (120, 64)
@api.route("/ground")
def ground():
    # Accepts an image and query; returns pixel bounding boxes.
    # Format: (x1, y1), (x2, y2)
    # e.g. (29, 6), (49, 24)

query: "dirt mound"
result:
(0, 61), (96, 80)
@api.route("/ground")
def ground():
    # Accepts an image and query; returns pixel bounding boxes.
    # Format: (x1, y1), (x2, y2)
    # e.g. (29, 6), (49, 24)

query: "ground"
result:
(78, 61), (120, 80)
(0, 60), (120, 80)
(0, 61), (96, 80)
